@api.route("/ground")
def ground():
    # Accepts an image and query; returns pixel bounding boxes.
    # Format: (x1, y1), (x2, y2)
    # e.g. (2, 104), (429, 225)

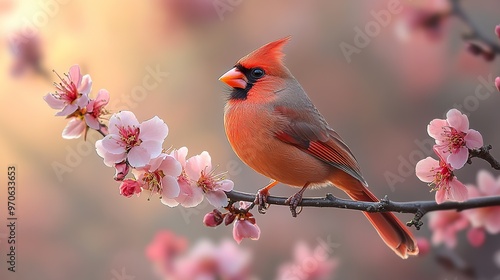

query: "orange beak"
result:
(219, 67), (247, 89)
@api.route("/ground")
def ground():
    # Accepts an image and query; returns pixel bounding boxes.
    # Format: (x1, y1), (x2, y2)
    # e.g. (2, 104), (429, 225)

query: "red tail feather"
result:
(330, 172), (419, 258)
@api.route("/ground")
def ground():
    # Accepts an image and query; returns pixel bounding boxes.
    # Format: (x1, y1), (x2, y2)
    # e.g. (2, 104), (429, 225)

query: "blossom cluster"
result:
(146, 230), (338, 280)
(415, 108), (483, 203)
(426, 170), (500, 248)
(43, 65), (109, 139)
(43, 65), (258, 243)
(146, 230), (254, 280)
(204, 202), (261, 244)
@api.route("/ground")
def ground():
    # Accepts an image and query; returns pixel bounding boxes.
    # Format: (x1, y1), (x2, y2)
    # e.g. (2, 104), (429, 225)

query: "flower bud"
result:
(119, 179), (142, 198)
(114, 161), (130, 181)
(203, 209), (223, 227)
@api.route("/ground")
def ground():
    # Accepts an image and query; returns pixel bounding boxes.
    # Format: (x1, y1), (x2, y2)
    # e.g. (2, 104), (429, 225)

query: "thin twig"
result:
(450, 0), (500, 54)
(468, 145), (500, 169)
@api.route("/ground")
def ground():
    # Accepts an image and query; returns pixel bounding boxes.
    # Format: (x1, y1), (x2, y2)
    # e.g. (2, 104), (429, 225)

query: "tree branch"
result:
(226, 145), (500, 229)
(450, 0), (500, 54)
(468, 145), (500, 169)
(225, 190), (500, 230)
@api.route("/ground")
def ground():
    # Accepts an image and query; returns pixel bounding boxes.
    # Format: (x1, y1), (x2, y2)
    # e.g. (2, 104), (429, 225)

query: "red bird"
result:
(219, 37), (418, 258)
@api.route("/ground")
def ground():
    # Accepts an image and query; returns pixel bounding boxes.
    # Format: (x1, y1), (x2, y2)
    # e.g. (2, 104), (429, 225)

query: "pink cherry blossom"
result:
(415, 237), (431, 256)
(427, 109), (483, 169)
(146, 230), (188, 277)
(495, 77), (500, 92)
(162, 148), (234, 208)
(428, 210), (469, 248)
(466, 227), (485, 247)
(277, 241), (338, 280)
(132, 153), (182, 201)
(161, 147), (202, 207)
(233, 202), (260, 244)
(8, 31), (43, 77)
(174, 239), (252, 280)
(233, 219), (260, 244)
(95, 111), (168, 167)
(59, 89), (109, 139)
(43, 65), (92, 116)
(185, 151), (234, 208)
(85, 89), (109, 130)
(395, 1), (451, 42)
(495, 25), (500, 40)
(119, 179), (142, 198)
(463, 170), (500, 234)
(415, 153), (467, 204)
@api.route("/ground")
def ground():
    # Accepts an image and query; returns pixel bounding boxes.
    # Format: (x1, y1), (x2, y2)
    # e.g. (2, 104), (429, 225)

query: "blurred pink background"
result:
(1, 0), (500, 279)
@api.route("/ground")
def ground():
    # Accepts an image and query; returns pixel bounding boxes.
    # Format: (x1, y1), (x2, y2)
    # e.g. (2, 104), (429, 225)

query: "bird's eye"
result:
(250, 68), (265, 79)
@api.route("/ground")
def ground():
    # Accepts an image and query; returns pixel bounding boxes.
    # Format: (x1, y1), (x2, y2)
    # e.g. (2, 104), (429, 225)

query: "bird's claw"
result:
(285, 192), (303, 217)
(254, 188), (270, 214)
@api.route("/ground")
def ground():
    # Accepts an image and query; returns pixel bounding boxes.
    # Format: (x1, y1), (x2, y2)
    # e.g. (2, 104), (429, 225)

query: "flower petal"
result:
(140, 140), (163, 159)
(484, 209), (500, 234)
(178, 186), (204, 208)
(68, 64), (82, 86)
(449, 178), (468, 202)
(128, 146), (152, 167)
(95, 89), (110, 104)
(217, 179), (234, 192)
(446, 109), (469, 132)
(427, 119), (447, 140)
(140, 116), (168, 142)
(109, 111), (139, 133)
(170, 147), (188, 167)
(199, 151), (212, 171)
(96, 140), (126, 167)
(84, 114), (100, 130)
(62, 118), (86, 139)
(435, 188), (446, 204)
(185, 155), (203, 180)
(477, 170), (496, 195)
(447, 147), (468, 169)
(159, 155), (182, 177)
(148, 154), (166, 171)
(161, 196), (180, 207)
(464, 130), (483, 149)
(78, 74), (92, 95)
(415, 157), (439, 183)
(233, 220), (260, 244)
(75, 94), (89, 108)
(101, 135), (126, 154)
(161, 176), (180, 199)
(56, 103), (78, 116)
(43, 93), (64, 110)
(205, 190), (229, 208)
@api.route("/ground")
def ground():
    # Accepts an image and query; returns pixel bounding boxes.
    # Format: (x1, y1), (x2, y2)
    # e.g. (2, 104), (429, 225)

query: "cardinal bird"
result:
(219, 37), (418, 258)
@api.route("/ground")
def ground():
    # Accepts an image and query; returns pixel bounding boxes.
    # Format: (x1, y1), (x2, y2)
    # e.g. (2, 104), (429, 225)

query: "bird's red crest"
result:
(237, 36), (291, 76)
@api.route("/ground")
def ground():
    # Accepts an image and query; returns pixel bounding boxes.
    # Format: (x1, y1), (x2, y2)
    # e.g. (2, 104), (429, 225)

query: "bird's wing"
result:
(274, 106), (366, 184)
